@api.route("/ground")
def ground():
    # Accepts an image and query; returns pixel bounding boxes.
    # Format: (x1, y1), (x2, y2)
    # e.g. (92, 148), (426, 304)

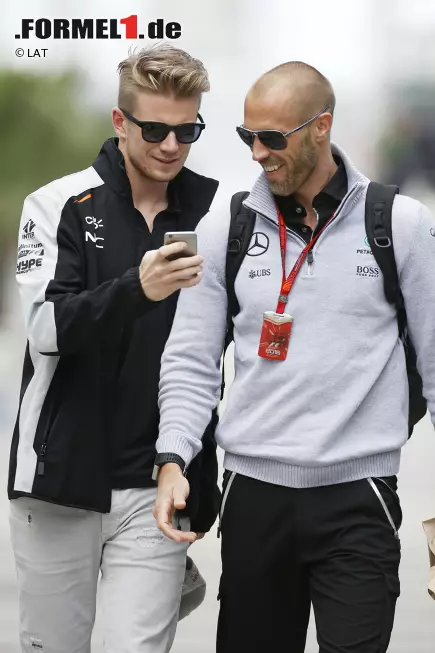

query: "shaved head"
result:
(248, 61), (335, 124)
(242, 62), (336, 196)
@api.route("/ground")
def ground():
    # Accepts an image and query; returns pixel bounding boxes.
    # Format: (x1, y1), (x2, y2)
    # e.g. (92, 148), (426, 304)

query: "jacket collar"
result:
(244, 142), (369, 224)
(92, 138), (219, 222)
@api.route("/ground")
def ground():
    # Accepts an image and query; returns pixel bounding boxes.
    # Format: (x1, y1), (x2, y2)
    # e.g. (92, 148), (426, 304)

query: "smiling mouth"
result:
(154, 157), (179, 165)
(263, 164), (283, 173)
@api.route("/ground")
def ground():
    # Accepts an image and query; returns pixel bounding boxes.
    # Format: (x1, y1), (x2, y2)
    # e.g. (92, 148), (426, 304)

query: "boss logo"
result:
(356, 265), (379, 278)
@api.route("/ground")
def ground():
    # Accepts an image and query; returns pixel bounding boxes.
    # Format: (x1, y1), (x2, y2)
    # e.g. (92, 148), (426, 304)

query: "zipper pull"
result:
(38, 443), (47, 476)
(307, 251), (314, 264)
(217, 524), (221, 539)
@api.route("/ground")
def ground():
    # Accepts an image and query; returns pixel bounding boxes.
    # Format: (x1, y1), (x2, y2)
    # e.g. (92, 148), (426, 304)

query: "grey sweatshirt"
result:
(157, 144), (435, 488)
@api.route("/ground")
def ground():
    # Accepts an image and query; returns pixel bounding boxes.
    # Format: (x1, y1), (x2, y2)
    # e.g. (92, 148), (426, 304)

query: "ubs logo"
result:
(249, 269), (271, 279)
(247, 232), (269, 257)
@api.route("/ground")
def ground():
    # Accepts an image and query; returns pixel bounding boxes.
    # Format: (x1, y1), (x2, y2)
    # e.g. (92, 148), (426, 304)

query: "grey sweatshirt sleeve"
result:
(156, 209), (229, 466)
(396, 199), (435, 425)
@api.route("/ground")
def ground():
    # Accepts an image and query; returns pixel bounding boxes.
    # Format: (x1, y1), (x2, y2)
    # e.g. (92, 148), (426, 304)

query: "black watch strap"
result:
(152, 453), (186, 481)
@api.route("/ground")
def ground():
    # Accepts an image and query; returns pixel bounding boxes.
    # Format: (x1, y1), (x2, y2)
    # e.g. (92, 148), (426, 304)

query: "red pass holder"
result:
(258, 207), (335, 362)
(258, 311), (293, 361)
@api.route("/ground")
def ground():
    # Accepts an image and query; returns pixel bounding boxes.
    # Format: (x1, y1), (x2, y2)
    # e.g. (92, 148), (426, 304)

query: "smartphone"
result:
(164, 231), (198, 261)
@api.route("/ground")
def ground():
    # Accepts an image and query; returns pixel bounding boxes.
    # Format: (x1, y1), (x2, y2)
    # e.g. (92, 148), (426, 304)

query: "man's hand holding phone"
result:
(139, 236), (203, 302)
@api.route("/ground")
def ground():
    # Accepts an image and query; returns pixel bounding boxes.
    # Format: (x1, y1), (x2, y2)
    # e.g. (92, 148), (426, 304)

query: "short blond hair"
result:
(117, 43), (210, 112)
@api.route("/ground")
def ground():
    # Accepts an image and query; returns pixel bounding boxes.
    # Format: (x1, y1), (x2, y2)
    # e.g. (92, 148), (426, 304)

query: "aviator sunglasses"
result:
(236, 105), (330, 151)
(120, 109), (206, 144)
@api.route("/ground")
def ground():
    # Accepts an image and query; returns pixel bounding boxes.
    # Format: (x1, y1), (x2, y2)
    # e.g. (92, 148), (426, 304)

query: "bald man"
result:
(152, 62), (435, 652)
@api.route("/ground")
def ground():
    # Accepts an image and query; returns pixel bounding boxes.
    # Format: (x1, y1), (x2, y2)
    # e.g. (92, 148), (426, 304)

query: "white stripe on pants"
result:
(9, 488), (189, 653)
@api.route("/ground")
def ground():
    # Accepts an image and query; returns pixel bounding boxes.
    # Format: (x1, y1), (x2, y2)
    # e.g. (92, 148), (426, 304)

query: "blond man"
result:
(8, 44), (219, 653)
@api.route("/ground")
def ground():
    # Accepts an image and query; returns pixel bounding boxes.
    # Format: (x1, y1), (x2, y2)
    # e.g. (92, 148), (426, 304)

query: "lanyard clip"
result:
(278, 294), (288, 305)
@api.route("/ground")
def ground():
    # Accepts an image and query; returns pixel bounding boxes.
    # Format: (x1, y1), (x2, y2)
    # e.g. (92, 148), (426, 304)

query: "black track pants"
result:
(217, 473), (401, 653)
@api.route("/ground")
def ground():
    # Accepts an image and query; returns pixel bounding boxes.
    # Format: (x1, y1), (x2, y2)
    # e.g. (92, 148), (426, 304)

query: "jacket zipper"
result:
(307, 250), (314, 275)
(256, 201), (346, 278)
(253, 184), (362, 266)
(36, 395), (60, 477)
(37, 442), (47, 476)
(306, 209), (320, 276)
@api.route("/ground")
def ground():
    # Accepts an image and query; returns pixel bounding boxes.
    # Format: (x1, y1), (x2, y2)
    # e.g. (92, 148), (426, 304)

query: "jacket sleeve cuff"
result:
(156, 434), (196, 468)
(123, 267), (162, 316)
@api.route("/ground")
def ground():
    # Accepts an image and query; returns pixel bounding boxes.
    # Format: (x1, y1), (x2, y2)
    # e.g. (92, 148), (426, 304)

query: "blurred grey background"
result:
(1, 1), (435, 651)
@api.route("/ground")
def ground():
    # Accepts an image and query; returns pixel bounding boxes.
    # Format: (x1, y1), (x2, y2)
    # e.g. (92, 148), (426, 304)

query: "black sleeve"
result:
(16, 191), (159, 356)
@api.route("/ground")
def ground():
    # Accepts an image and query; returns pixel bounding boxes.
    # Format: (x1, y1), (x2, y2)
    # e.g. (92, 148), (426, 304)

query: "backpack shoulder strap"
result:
(364, 182), (402, 318)
(365, 182), (427, 434)
(220, 191), (255, 400)
(226, 191), (255, 326)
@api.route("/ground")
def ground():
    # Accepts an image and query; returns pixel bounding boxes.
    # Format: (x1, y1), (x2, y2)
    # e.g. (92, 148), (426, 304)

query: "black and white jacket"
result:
(8, 138), (220, 529)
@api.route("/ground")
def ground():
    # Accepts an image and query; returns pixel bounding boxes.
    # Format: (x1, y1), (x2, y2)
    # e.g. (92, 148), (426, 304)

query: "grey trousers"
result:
(9, 488), (189, 653)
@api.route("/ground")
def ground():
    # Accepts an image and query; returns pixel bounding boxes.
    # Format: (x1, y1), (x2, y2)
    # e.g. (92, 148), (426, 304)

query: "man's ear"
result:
(315, 111), (333, 143)
(112, 107), (127, 139)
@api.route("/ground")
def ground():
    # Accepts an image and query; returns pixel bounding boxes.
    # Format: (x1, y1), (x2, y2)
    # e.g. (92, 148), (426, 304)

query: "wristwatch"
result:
(152, 453), (187, 481)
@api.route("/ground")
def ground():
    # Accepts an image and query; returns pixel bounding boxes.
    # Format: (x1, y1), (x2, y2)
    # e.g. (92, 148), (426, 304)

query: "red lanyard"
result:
(276, 209), (335, 314)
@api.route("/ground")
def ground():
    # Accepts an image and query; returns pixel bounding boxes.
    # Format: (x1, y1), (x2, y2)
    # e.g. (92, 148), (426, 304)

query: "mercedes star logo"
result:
(247, 232), (269, 256)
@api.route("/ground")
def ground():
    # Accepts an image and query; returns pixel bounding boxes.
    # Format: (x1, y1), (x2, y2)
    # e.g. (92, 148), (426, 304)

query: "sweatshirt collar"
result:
(244, 142), (368, 224)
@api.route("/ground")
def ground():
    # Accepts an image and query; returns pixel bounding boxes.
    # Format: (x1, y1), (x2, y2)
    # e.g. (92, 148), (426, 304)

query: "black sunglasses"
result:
(120, 109), (206, 144)
(236, 105), (329, 151)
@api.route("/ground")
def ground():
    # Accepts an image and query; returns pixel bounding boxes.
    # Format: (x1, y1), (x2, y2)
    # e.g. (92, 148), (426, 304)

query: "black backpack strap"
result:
(364, 182), (403, 327)
(220, 191), (255, 399)
(226, 192), (255, 324)
(365, 182), (426, 435)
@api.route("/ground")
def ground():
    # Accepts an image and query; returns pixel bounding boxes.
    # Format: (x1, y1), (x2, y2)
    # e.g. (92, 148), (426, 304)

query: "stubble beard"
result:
(269, 134), (318, 196)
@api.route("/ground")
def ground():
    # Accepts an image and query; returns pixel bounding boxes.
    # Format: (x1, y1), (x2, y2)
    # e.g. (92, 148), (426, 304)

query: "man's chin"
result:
(130, 155), (184, 183)
(267, 180), (294, 196)
(138, 163), (183, 183)
(149, 168), (181, 182)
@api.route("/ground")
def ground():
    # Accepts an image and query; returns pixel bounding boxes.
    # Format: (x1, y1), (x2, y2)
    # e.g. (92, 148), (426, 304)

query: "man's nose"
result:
(251, 136), (270, 162)
(159, 131), (179, 154)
